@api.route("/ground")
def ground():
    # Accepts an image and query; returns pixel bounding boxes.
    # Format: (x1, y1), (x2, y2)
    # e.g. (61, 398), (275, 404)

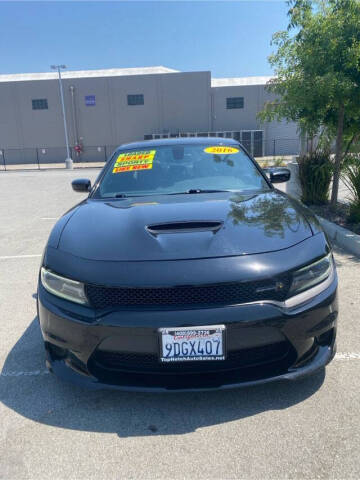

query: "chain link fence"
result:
(0, 145), (120, 171)
(0, 139), (302, 171)
(263, 138), (302, 157)
(145, 131), (302, 159)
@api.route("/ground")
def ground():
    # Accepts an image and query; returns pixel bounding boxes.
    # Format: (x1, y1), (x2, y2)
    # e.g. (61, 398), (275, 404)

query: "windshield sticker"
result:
(204, 146), (239, 155)
(112, 150), (156, 173)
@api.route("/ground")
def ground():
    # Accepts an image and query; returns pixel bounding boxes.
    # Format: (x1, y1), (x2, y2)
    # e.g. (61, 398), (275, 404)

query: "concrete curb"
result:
(317, 215), (360, 257)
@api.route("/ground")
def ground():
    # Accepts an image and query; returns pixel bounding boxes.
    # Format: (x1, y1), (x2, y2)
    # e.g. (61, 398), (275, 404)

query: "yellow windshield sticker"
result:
(112, 150), (156, 173)
(204, 146), (239, 155)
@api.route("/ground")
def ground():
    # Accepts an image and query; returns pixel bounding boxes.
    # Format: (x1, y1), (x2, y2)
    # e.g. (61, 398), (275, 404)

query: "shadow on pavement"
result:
(333, 245), (360, 264)
(1, 317), (325, 437)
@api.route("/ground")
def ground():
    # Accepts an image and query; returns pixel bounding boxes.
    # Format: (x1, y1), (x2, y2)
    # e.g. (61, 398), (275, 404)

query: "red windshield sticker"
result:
(112, 150), (156, 173)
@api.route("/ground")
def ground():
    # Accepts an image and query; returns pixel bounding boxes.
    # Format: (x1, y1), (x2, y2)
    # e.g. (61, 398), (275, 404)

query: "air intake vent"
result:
(146, 221), (223, 236)
(85, 275), (291, 310)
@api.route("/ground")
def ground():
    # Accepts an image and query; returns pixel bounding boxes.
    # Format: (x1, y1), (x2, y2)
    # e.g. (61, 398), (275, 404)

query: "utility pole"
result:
(51, 65), (73, 169)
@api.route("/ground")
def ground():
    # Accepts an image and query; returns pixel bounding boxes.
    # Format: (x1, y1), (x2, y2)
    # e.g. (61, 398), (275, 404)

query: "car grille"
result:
(85, 276), (291, 309)
(90, 342), (291, 375)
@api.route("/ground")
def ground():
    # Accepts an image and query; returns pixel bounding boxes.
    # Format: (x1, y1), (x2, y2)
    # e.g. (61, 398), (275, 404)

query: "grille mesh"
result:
(85, 276), (291, 310)
(91, 342), (291, 374)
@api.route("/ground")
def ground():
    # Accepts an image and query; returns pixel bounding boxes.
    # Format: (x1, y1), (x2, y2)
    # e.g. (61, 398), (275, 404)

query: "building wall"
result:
(211, 84), (263, 131)
(0, 69), (300, 159)
(0, 80), (66, 149)
(211, 84), (299, 155)
(261, 90), (300, 155)
(0, 71), (211, 151)
(159, 72), (211, 133)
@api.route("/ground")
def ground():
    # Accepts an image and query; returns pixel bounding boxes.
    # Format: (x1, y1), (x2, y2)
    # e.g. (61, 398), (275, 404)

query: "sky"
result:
(0, 1), (289, 77)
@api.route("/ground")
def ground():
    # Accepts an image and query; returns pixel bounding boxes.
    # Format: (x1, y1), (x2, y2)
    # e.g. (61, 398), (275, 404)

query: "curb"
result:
(316, 215), (360, 257)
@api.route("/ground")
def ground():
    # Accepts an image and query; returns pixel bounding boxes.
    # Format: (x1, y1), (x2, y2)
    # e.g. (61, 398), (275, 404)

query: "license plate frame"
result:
(158, 325), (226, 363)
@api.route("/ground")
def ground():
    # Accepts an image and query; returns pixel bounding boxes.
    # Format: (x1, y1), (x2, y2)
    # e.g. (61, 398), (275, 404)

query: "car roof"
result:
(118, 137), (240, 151)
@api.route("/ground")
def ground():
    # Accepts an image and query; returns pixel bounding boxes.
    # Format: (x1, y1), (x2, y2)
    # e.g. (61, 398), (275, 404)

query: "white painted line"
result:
(0, 254), (42, 260)
(1, 370), (50, 377)
(40, 217), (58, 220)
(335, 352), (360, 360)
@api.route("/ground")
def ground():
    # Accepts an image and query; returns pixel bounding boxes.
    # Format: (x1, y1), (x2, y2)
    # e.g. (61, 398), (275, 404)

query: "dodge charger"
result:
(37, 138), (338, 391)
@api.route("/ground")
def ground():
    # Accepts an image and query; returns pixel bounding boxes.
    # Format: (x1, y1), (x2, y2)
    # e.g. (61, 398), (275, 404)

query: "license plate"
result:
(159, 325), (225, 362)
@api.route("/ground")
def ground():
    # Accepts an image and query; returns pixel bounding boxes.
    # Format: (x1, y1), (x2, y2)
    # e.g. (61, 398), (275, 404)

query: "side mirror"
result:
(72, 178), (91, 192)
(263, 167), (291, 183)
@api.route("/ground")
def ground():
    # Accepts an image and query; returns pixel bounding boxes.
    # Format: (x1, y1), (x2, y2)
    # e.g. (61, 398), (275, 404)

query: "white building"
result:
(0, 66), (300, 164)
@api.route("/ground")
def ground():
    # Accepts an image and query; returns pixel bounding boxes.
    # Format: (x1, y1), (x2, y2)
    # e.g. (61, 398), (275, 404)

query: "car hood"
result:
(56, 191), (314, 261)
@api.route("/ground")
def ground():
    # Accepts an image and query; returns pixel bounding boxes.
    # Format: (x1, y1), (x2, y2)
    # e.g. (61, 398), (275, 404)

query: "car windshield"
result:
(95, 143), (270, 198)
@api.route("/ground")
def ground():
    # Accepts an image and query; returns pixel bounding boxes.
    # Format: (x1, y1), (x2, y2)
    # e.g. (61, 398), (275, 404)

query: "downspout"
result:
(210, 91), (215, 131)
(69, 85), (79, 145)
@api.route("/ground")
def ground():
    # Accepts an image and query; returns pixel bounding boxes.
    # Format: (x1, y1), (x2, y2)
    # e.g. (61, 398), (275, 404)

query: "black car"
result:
(38, 138), (338, 391)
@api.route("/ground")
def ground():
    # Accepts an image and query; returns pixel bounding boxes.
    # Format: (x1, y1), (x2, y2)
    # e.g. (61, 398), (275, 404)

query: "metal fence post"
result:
(273, 139), (276, 159)
(2, 149), (6, 171)
(36, 148), (40, 169)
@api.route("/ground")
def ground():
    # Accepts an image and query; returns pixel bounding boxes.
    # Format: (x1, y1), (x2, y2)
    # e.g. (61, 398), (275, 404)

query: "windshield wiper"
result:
(112, 190), (231, 198)
(168, 189), (231, 195)
(113, 193), (145, 198)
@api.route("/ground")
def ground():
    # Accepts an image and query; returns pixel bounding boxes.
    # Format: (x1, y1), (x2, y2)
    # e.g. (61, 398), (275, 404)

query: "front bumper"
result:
(38, 275), (338, 392)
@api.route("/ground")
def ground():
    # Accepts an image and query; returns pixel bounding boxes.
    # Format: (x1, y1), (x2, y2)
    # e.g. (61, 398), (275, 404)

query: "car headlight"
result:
(288, 253), (333, 297)
(41, 267), (88, 305)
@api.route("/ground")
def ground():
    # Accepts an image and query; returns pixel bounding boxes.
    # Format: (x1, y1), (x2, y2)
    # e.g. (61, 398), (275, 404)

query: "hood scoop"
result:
(146, 221), (223, 236)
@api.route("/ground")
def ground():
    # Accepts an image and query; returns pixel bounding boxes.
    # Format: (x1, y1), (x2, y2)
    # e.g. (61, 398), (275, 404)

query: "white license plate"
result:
(159, 325), (225, 362)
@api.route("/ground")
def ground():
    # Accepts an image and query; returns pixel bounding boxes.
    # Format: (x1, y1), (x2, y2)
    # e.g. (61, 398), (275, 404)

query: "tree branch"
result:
(343, 133), (360, 159)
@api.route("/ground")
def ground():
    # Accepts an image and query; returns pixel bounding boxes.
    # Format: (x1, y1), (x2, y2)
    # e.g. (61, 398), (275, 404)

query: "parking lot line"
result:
(335, 352), (360, 360)
(1, 370), (50, 377)
(0, 254), (42, 260)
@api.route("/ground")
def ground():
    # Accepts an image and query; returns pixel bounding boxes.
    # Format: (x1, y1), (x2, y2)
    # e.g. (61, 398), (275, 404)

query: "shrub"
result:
(297, 151), (333, 205)
(342, 155), (360, 223)
(259, 160), (269, 168)
(273, 157), (286, 167)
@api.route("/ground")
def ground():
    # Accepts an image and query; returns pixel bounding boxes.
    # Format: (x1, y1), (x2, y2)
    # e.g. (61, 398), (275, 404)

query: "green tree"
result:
(258, 0), (360, 207)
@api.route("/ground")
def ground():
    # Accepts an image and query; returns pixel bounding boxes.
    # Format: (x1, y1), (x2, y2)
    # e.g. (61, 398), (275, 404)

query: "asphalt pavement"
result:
(0, 168), (359, 480)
